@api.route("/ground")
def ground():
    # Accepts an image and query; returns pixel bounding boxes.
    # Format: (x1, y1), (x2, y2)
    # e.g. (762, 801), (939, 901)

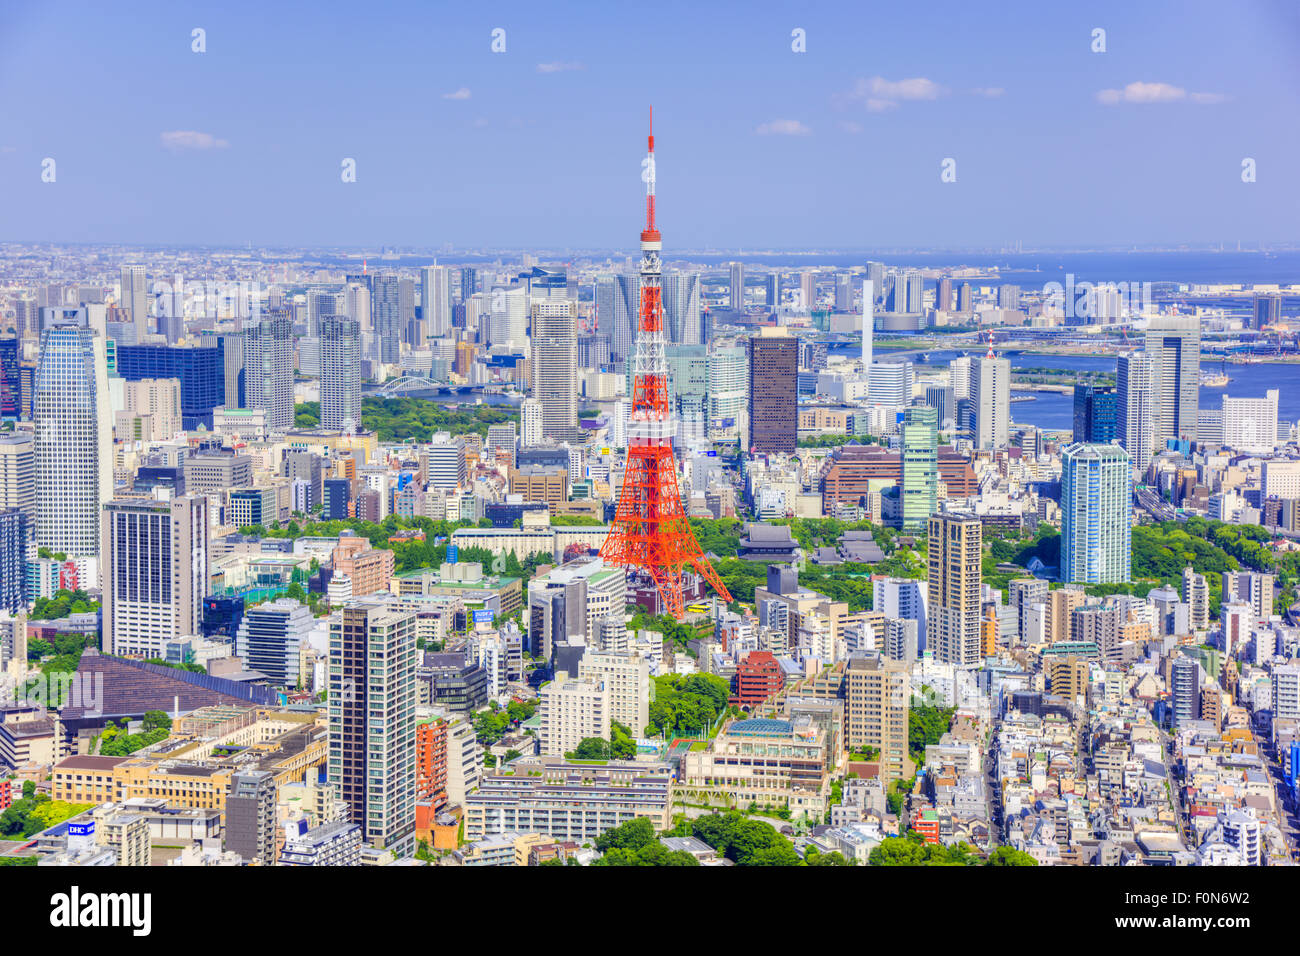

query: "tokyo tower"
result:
(599, 110), (733, 618)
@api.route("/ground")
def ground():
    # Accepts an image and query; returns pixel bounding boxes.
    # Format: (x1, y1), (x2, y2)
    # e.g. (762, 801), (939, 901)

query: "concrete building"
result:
(928, 512), (982, 668)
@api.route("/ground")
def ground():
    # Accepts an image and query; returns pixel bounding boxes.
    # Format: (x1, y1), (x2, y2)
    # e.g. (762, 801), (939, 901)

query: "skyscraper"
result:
(861, 279), (874, 367)
(116, 342), (226, 430)
(329, 604), (417, 857)
(0, 433), (35, 525)
(1060, 442), (1132, 585)
(1253, 293), (1281, 330)
(101, 496), (209, 658)
(661, 271), (703, 345)
(900, 406), (938, 531)
(530, 300), (578, 442)
(370, 273), (402, 364)
(928, 512), (982, 668)
(234, 597), (313, 687)
(1117, 351), (1155, 470)
(0, 509), (31, 612)
(34, 325), (110, 561)
(957, 282), (972, 312)
(1072, 384), (1118, 444)
(1144, 316), (1200, 444)
(729, 262), (745, 309)
(935, 277), (953, 312)
(320, 315), (362, 431)
(765, 272), (780, 309)
(225, 770), (277, 866)
(970, 355), (1010, 450)
(799, 272), (815, 311)
(119, 264), (148, 343)
(746, 328), (797, 454)
(243, 309), (294, 431)
(520, 398), (543, 448)
(420, 265), (452, 339)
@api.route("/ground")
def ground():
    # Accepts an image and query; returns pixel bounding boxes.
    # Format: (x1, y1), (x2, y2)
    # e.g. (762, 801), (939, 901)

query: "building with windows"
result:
(928, 512), (982, 668)
(116, 343), (225, 430)
(900, 405), (938, 531)
(234, 598), (313, 687)
(1060, 442), (1132, 585)
(101, 496), (209, 658)
(320, 315), (362, 431)
(243, 309), (294, 431)
(747, 328), (798, 454)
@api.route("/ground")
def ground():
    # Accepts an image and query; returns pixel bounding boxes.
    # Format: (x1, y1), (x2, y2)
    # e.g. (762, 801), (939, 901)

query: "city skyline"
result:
(3, 0), (1300, 249)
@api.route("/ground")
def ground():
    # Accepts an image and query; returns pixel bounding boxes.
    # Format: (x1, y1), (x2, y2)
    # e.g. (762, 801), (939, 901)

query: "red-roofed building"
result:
(730, 651), (784, 709)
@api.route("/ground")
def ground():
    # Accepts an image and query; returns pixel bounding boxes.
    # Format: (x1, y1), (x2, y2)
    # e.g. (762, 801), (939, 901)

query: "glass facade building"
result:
(1060, 441), (1132, 585)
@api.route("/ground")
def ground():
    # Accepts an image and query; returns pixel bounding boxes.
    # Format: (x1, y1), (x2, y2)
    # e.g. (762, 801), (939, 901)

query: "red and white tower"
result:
(599, 111), (732, 618)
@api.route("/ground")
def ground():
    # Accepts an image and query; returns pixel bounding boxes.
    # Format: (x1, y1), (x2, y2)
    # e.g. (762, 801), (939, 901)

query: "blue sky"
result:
(2, 0), (1299, 249)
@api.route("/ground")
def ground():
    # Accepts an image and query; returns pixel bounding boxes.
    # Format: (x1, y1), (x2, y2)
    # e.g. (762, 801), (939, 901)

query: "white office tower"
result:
(520, 398), (543, 448)
(578, 648), (651, 736)
(101, 496), (208, 658)
(729, 261), (745, 309)
(119, 264), (148, 342)
(603, 274), (643, 364)
(1117, 351), (1156, 470)
(34, 325), (111, 562)
(490, 286), (528, 351)
(873, 576), (928, 650)
(948, 355), (972, 400)
(530, 300), (578, 442)
(1144, 316), (1201, 444)
(611, 400), (628, 449)
(244, 310), (294, 431)
(421, 265), (453, 339)
(1221, 390), (1279, 455)
(868, 362), (913, 408)
(970, 355), (1010, 450)
(345, 282), (371, 332)
(320, 315), (362, 431)
(835, 274), (853, 312)
(567, 445), (585, 485)
(861, 279), (874, 367)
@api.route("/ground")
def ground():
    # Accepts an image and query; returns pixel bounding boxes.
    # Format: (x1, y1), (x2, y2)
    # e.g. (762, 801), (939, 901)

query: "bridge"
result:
(376, 375), (448, 395)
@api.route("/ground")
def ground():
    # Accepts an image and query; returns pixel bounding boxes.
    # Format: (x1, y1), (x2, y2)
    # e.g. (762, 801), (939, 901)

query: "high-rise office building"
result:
(970, 355), (1010, 450)
(225, 770), (277, 866)
(835, 274), (854, 312)
(935, 277), (953, 312)
(957, 282), (972, 312)
(661, 272), (703, 345)
(729, 262), (745, 309)
(746, 328), (797, 454)
(520, 398), (543, 448)
(900, 406), (938, 531)
(928, 512), (982, 668)
(34, 325), (110, 560)
(0, 433), (35, 525)
(1221, 390), (1279, 455)
(320, 315), (362, 431)
(845, 655), (910, 785)
(530, 300), (578, 443)
(997, 284), (1021, 311)
(1253, 293), (1281, 330)
(765, 273), (780, 308)
(370, 273), (403, 364)
(0, 508), (31, 613)
(119, 265), (148, 343)
(868, 362), (913, 408)
(329, 604), (417, 857)
(234, 597), (314, 687)
(459, 267), (477, 302)
(0, 338), (18, 418)
(1117, 351), (1156, 471)
(799, 272), (815, 312)
(421, 265), (452, 339)
(116, 342), (226, 430)
(1144, 316), (1200, 444)
(101, 496), (209, 658)
(1170, 656), (1201, 726)
(1072, 384), (1118, 444)
(1060, 442), (1132, 585)
(243, 309), (294, 431)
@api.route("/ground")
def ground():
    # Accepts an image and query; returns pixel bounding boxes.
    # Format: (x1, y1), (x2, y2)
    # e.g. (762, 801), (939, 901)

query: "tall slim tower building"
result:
(729, 262), (745, 310)
(1144, 316), (1200, 444)
(119, 265), (148, 343)
(421, 265), (452, 339)
(970, 351), (1010, 450)
(661, 272), (703, 345)
(861, 279), (874, 367)
(320, 315), (362, 431)
(225, 770), (277, 866)
(370, 273), (403, 364)
(0, 433), (36, 525)
(530, 300), (579, 442)
(244, 309), (294, 431)
(1060, 442), (1132, 585)
(928, 512), (982, 668)
(101, 496), (209, 657)
(34, 325), (110, 560)
(329, 604), (417, 857)
(747, 328), (798, 454)
(1117, 351), (1156, 470)
(900, 405), (938, 531)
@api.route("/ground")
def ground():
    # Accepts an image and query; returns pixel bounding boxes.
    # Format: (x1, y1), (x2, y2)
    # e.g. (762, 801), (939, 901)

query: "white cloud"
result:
(442, 87), (471, 100)
(839, 76), (945, 113)
(536, 61), (584, 73)
(1095, 81), (1224, 105)
(160, 130), (229, 151)
(755, 119), (811, 136)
